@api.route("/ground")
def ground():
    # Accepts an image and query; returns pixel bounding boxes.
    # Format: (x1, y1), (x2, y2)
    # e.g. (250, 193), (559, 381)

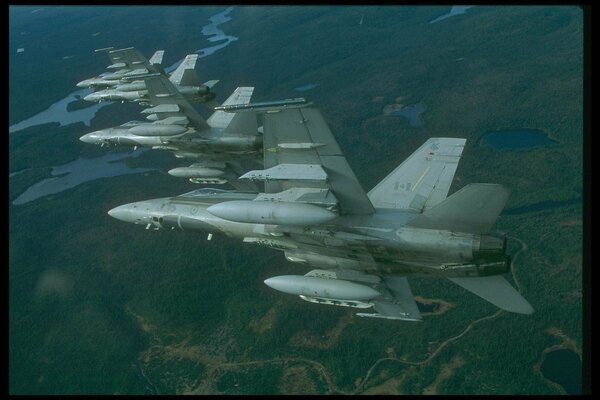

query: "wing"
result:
(240, 104), (375, 215)
(142, 74), (210, 131)
(99, 47), (163, 74)
(107, 47), (148, 69)
(368, 138), (466, 211)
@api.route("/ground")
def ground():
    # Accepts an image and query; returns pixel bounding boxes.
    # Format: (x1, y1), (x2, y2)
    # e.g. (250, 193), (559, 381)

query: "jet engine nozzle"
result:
(473, 234), (506, 261)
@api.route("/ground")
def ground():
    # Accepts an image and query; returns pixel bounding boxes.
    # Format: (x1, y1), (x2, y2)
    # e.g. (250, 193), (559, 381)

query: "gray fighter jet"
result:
(80, 74), (261, 186)
(106, 102), (533, 321)
(76, 46), (165, 89)
(82, 52), (218, 105)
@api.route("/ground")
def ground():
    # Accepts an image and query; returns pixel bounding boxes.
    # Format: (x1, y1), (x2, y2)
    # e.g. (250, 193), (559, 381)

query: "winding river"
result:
(11, 7), (240, 206)
(429, 6), (475, 24)
(12, 149), (153, 205)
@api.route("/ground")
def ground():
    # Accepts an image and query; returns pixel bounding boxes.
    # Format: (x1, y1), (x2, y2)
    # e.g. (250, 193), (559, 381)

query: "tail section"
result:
(143, 74), (210, 131)
(408, 183), (510, 234)
(224, 112), (258, 136)
(207, 87), (255, 129)
(203, 79), (220, 89)
(149, 50), (164, 66)
(448, 275), (534, 314)
(368, 138), (466, 211)
(169, 54), (201, 87)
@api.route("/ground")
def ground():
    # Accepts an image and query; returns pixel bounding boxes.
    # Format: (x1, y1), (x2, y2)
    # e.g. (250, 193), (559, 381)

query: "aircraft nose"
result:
(107, 205), (131, 222)
(83, 93), (96, 102)
(76, 80), (90, 88)
(79, 133), (94, 143)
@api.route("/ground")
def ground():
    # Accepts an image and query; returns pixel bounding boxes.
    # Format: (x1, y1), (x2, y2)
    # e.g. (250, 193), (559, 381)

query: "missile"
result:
(168, 167), (225, 179)
(206, 200), (337, 226)
(128, 124), (187, 137)
(215, 98), (307, 112)
(263, 275), (381, 300)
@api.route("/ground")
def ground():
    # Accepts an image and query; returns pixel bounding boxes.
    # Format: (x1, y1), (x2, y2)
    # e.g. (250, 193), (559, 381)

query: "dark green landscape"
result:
(9, 5), (583, 394)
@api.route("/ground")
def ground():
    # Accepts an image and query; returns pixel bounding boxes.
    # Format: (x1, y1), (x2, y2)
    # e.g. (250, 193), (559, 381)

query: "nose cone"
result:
(264, 277), (280, 289)
(263, 276), (294, 294)
(79, 133), (95, 143)
(76, 79), (92, 88)
(79, 130), (106, 144)
(107, 205), (131, 222)
(83, 93), (99, 102)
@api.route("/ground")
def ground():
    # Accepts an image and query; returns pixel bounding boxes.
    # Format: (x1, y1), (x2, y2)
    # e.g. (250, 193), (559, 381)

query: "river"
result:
(11, 7), (240, 206)
(11, 149), (153, 205)
(11, 7), (239, 134)
(9, 88), (111, 134)
(429, 6), (475, 24)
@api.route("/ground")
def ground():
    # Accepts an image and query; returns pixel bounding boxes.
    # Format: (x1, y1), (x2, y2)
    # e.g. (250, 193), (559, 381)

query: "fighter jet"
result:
(82, 53), (218, 105)
(76, 46), (165, 89)
(80, 74), (261, 186)
(106, 101), (533, 321)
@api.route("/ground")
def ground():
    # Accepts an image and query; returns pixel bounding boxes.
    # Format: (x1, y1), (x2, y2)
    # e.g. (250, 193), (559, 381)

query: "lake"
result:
(388, 102), (427, 127)
(12, 149), (154, 205)
(11, 7), (239, 205)
(9, 88), (111, 134)
(11, 6), (239, 133)
(540, 349), (581, 394)
(416, 301), (438, 313)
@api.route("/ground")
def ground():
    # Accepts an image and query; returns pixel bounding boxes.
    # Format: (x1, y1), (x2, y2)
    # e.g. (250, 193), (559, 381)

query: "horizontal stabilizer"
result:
(203, 79), (219, 89)
(408, 183), (510, 234)
(448, 275), (534, 314)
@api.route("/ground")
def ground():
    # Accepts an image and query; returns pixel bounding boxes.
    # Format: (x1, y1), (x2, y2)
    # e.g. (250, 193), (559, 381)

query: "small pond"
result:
(388, 102), (427, 127)
(540, 349), (581, 394)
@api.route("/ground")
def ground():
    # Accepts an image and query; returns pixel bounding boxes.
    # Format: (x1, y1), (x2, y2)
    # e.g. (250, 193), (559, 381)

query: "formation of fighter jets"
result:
(79, 47), (533, 321)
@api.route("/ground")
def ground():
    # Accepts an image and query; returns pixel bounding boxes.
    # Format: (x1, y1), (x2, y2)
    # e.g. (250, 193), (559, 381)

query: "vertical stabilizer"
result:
(207, 87), (254, 129)
(169, 54), (200, 87)
(368, 138), (466, 211)
(149, 50), (164, 66)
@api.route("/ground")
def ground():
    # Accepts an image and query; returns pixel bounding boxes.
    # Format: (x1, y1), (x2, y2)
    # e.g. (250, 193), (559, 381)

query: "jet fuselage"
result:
(80, 123), (262, 156)
(108, 190), (510, 278)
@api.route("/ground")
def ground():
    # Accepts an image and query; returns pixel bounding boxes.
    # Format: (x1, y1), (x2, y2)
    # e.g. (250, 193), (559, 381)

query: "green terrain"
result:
(9, 5), (583, 394)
